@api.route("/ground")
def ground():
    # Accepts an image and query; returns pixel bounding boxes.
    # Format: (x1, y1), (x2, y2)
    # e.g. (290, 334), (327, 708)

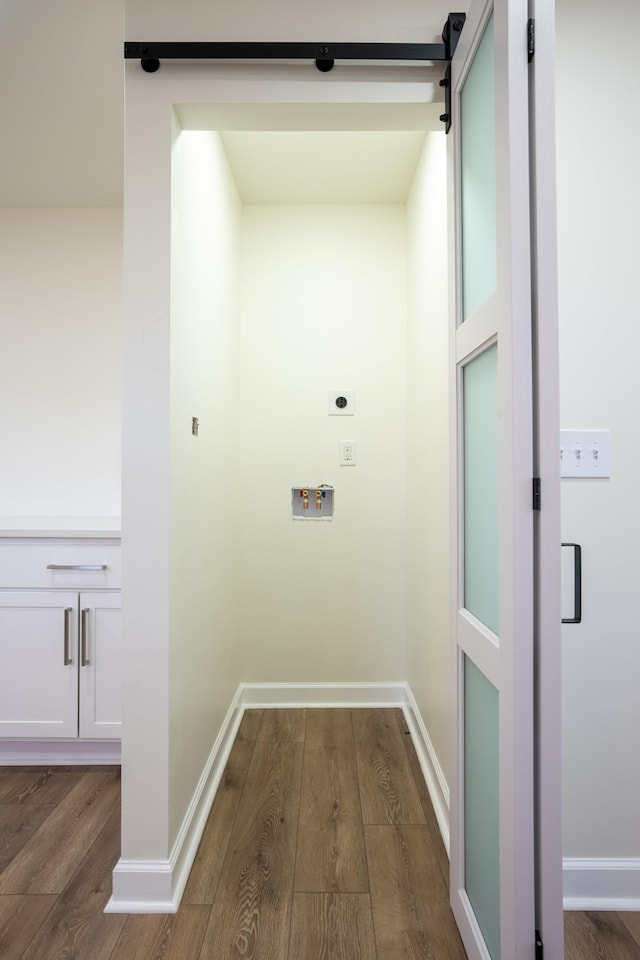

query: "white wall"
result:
(169, 130), (241, 845)
(125, 0), (456, 43)
(1, 0), (124, 207)
(119, 91), (173, 866)
(238, 204), (408, 683)
(557, 0), (640, 859)
(0, 208), (122, 518)
(406, 133), (451, 784)
(119, 106), (244, 875)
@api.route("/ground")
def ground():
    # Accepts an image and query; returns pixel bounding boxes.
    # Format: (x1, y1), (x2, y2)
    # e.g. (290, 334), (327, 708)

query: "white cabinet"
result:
(0, 536), (121, 742)
(0, 592), (80, 738)
(78, 592), (121, 738)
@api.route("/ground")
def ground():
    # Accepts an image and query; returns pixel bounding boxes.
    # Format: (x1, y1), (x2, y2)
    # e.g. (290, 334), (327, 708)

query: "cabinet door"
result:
(78, 592), (121, 739)
(0, 592), (79, 737)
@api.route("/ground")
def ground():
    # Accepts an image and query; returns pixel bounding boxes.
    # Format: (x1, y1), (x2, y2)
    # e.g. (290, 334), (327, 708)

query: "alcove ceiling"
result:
(220, 131), (431, 204)
(2, 0), (454, 207)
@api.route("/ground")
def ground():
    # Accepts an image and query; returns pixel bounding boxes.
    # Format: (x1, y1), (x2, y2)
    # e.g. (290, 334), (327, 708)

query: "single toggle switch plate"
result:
(560, 429), (611, 477)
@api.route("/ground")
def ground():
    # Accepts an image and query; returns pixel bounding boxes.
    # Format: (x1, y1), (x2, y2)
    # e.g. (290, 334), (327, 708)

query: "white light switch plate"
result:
(560, 429), (611, 477)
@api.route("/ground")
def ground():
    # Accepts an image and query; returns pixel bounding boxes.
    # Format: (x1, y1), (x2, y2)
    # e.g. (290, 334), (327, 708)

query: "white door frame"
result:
(529, 0), (564, 955)
(118, 66), (463, 908)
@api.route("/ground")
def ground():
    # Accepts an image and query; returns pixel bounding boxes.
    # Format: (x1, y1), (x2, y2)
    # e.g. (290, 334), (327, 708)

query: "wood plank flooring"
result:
(565, 911), (640, 960)
(0, 711), (638, 959)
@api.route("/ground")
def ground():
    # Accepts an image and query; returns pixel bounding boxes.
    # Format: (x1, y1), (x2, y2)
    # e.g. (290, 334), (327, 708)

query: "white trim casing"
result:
(105, 860), (174, 914)
(563, 859), (640, 912)
(0, 740), (120, 765)
(106, 682), (450, 914)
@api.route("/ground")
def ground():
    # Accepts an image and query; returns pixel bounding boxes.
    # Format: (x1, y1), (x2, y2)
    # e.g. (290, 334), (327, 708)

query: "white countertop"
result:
(0, 517), (121, 539)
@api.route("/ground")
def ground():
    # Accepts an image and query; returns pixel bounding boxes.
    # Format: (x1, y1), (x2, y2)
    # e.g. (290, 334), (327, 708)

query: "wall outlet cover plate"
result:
(328, 390), (354, 415)
(339, 440), (356, 465)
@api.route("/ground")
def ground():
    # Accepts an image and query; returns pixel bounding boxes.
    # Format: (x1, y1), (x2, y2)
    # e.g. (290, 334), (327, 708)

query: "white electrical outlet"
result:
(560, 430), (611, 477)
(339, 440), (356, 466)
(328, 390), (354, 416)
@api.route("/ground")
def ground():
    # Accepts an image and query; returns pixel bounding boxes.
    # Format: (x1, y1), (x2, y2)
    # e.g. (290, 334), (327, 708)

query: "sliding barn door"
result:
(447, 0), (560, 956)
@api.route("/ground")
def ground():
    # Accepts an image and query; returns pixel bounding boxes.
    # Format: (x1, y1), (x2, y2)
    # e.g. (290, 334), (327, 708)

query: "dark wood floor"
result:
(0, 708), (638, 959)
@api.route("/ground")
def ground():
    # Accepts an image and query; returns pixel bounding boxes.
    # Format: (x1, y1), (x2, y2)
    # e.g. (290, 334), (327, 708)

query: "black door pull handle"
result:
(562, 542), (582, 624)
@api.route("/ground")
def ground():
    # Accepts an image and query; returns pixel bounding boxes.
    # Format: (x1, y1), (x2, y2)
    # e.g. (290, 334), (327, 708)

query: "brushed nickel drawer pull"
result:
(81, 608), (90, 666)
(47, 564), (108, 571)
(64, 608), (73, 665)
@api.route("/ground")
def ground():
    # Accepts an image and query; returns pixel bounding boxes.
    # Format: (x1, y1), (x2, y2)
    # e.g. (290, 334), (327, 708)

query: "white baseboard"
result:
(167, 688), (244, 912)
(402, 689), (450, 855)
(0, 739), (120, 765)
(106, 681), (451, 914)
(238, 681), (408, 708)
(105, 686), (244, 914)
(104, 859), (174, 914)
(563, 858), (640, 911)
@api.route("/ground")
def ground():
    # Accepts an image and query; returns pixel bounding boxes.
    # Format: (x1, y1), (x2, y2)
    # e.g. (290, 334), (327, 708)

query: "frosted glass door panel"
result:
(463, 343), (499, 634)
(461, 14), (497, 321)
(465, 655), (500, 959)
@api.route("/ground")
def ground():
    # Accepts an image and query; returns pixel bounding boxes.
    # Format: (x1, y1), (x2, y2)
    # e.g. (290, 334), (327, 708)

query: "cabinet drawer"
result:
(0, 539), (121, 589)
